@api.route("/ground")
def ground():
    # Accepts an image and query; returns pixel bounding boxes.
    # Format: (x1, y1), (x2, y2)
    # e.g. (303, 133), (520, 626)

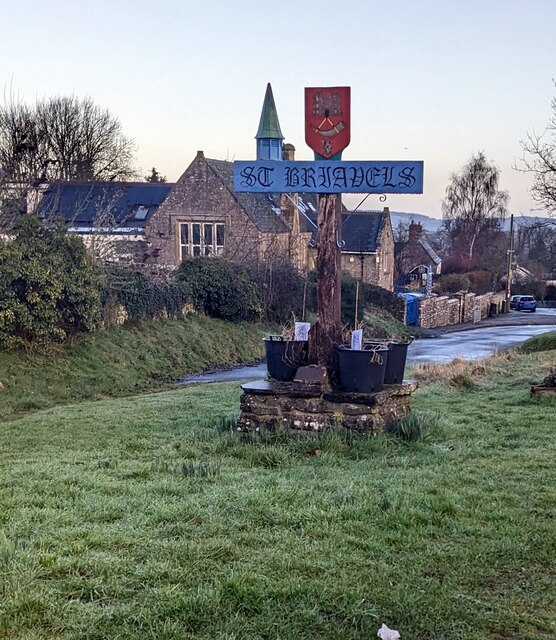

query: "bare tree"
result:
(516, 220), (556, 275)
(519, 85), (556, 219)
(393, 220), (409, 243)
(0, 95), (136, 184)
(442, 152), (508, 261)
(0, 94), (137, 231)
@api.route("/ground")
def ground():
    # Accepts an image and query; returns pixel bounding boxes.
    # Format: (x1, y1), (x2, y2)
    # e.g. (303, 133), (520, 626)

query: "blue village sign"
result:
(233, 160), (424, 194)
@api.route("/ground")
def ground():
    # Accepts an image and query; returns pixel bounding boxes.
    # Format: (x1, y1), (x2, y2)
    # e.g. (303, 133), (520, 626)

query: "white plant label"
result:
(294, 322), (311, 341)
(351, 329), (363, 351)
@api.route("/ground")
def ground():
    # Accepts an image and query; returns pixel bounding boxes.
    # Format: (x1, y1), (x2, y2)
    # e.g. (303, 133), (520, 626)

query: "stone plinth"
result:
(237, 380), (417, 434)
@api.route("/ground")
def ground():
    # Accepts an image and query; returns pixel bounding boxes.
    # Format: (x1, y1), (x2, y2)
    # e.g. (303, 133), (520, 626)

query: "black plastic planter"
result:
(383, 341), (411, 384)
(364, 339), (412, 385)
(336, 345), (389, 393)
(264, 336), (308, 382)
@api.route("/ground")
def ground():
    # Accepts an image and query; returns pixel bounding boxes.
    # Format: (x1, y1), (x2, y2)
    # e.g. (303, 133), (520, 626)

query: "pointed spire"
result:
(255, 83), (284, 140)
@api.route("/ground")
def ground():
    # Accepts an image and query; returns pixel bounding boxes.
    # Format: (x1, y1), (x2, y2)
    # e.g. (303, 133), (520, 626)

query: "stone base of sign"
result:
(237, 379), (417, 434)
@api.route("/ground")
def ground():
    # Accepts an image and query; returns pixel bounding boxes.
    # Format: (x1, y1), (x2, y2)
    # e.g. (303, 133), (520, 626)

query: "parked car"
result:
(516, 295), (537, 312)
(509, 295), (522, 309)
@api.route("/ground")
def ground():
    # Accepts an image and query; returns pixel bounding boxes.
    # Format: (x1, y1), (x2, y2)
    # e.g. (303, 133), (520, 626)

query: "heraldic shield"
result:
(305, 86), (351, 159)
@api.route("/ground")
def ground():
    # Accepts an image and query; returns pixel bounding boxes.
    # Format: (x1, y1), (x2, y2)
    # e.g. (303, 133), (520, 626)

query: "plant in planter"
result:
(336, 336), (389, 393)
(358, 311), (414, 385)
(264, 318), (309, 382)
(364, 336), (414, 385)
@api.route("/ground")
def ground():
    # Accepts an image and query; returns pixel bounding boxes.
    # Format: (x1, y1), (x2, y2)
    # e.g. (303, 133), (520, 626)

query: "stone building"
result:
(338, 208), (394, 291)
(143, 150), (394, 290)
(33, 83), (395, 290)
(35, 181), (172, 264)
(394, 221), (441, 289)
(143, 83), (394, 289)
(144, 150), (313, 271)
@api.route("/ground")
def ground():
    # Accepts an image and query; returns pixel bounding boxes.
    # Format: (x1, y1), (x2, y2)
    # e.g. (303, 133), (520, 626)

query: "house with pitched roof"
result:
(144, 150), (312, 271)
(32, 83), (395, 289)
(394, 221), (442, 289)
(338, 208), (394, 290)
(142, 150), (394, 290)
(143, 83), (394, 289)
(35, 181), (172, 263)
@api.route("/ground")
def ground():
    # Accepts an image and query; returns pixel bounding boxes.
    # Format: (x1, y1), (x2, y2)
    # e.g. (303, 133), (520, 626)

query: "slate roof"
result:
(206, 158), (292, 233)
(418, 237), (442, 265)
(394, 236), (442, 266)
(340, 211), (385, 253)
(37, 182), (173, 232)
(394, 232), (442, 265)
(304, 210), (386, 253)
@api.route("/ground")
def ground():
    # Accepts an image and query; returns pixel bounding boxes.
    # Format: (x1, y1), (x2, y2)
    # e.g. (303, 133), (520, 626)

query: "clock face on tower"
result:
(305, 86), (351, 159)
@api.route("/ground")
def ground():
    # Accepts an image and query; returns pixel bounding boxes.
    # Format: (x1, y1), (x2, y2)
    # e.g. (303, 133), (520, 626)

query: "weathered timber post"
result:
(309, 193), (343, 376)
(234, 84), (424, 435)
(234, 85), (424, 388)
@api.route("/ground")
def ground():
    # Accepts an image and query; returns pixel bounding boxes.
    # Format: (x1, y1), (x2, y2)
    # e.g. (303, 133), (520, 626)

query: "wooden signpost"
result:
(234, 86), (424, 378)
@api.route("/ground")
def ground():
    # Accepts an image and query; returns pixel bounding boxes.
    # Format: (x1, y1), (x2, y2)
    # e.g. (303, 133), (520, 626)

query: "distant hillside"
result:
(501, 215), (553, 231)
(390, 211), (442, 232)
(389, 211), (553, 233)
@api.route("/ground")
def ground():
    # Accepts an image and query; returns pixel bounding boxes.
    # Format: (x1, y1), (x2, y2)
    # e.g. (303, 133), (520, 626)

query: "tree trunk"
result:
(468, 231), (478, 260)
(309, 193), (343, 380)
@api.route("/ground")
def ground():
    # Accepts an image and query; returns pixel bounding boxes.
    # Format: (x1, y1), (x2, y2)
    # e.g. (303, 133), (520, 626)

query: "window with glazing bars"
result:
(179, 222), (225, 259)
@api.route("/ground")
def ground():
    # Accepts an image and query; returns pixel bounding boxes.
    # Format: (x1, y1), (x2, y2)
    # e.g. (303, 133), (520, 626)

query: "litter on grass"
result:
(377, 623), (401, 640)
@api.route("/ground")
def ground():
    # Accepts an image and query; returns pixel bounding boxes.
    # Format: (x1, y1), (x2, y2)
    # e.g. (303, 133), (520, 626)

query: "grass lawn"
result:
(0, 317), (274, 420)
(0, 349), (555, 639)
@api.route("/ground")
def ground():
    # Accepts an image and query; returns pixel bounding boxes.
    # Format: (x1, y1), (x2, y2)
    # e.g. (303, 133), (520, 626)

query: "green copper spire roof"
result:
(255, 83), (284, 140)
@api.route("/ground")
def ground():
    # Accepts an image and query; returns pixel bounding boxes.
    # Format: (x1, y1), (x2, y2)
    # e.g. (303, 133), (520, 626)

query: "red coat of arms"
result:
(305, 86), (351, 159)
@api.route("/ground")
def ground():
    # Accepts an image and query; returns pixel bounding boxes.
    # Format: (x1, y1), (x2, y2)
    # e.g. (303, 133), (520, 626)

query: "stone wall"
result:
(418, 291), (506, 328)
(237, 382), (417, 434)
(145, 152), (288, 269)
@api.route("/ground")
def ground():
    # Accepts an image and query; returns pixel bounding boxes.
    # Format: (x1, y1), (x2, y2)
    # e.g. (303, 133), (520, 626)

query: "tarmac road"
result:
(178, 312), (556, 384)
(420, 306), (556, 336)
(408, 323), (555, 364)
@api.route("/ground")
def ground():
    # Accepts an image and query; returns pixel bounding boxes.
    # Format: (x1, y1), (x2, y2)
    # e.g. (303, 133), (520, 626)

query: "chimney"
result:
(282, 143), (295, 161)
(408, 221), (422, 241)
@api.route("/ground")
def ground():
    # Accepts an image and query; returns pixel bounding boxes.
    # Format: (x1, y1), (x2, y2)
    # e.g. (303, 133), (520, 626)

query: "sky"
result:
(1, 0), (555, 217)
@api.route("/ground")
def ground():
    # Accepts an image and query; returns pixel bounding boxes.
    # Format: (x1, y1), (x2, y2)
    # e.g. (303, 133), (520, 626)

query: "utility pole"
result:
(505, 213), (515, 312)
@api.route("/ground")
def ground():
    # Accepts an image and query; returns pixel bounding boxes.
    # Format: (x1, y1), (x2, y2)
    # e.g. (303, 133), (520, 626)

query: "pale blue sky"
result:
(1, 0), (555, 216)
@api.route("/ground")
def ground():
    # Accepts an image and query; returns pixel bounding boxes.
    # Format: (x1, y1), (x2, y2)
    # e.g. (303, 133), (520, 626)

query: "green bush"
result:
(247, 259), (306, 323)
(175, 258), (261, 322)
(434, 273), (471, 294)
(362, 307), (413, 341)
(304, 272), (404, 325)
(102, 266), (190, 322)
(340, 273), (404, 324)
(0, 217), (101, 349)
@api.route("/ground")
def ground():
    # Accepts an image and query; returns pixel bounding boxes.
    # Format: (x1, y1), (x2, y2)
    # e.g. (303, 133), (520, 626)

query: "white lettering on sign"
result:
(234, 161), (424, 194)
